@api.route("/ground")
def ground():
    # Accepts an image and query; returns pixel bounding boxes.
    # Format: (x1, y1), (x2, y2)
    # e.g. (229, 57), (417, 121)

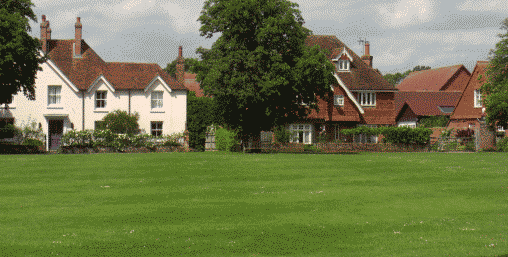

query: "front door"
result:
(49, 120), (64, 150)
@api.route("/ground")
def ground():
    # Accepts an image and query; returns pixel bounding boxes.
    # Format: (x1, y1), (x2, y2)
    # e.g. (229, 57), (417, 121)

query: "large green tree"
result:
(481, 18), (508, 129)
(383, 65), (431, 86)
(163, 57), (198, 78)
(195, 0), (335, 148)
(0, 0), (47, 105)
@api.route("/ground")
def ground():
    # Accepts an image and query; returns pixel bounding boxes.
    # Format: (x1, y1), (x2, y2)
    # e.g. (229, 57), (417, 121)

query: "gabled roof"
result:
(397, 65), (471, 91)
(305, 35), (396, 91)
(46, 39), (186, 91)
(395, 91), (462, 119)
(449, 61), (489, 120)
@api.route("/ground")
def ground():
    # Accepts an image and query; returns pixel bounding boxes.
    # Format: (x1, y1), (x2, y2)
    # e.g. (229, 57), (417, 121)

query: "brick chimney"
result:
(176, 46), (184, 85)
(40, 15), (48, 53)
(46, 22), (52, 40)
(74, 17), (82, 57)
(361, 42), (373, 68)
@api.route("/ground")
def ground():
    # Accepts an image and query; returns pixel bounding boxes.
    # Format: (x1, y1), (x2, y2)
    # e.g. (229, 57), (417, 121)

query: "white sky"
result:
(28, 0), (508, 75)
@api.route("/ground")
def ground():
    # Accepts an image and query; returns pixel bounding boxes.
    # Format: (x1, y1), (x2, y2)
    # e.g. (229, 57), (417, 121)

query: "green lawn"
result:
(1, 151), (507, 256)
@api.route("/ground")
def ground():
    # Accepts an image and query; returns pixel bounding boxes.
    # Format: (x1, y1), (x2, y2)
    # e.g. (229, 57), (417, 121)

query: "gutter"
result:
(82, 91), (85, 130)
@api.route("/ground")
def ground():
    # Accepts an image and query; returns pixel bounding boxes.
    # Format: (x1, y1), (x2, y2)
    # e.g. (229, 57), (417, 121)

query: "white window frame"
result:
(47, 86), (62, 108)
(474, 89), (482, 108)
(334, 95), (344, 106)
(151, 91), (163, 109)
(151, 121), (163, 137)
(95, 91), (107, 109)
(337, 60), (350, 71)
(498, 126), (505, 132)
(289, 124), (313, 144)
(398, 123), (416, 129)
(356, 91), (376, 107)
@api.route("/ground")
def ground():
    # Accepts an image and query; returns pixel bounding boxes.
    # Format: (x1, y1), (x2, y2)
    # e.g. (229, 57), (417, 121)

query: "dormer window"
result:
(337, 60), (350, 71)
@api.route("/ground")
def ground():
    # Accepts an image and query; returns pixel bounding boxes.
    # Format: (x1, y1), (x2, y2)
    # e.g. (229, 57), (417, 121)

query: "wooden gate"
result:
(205, 132), (216, 151)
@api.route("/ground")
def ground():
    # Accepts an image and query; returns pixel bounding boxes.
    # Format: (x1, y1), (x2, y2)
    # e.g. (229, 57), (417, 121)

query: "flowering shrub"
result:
(61, 130), (93, 147)
(60, 129), (185, 151)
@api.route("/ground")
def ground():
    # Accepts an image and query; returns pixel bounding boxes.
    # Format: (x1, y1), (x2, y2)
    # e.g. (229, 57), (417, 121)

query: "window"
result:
(151, 91), (163, 109)
(356, 91), (376, 106)
(151, 121), (163, 137)
(48, 86), (61, 105)
(498, 126), (505, 132)
(398, 124), (416, 129)
(95, 91), (107, 108)
(289, 124), (313, 144)
(94, 121), (107, 130)
(337, 60), (350, 71)
(334, 95), (344, 106)
(474, 89), (482, 108)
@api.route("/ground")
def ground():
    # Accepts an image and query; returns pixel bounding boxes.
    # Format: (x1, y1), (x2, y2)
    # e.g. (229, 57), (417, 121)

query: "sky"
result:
(27, 0), (508, 75)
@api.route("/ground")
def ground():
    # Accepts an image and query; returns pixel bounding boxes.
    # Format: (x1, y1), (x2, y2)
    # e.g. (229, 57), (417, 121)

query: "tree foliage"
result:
(163, 57), (198, 78)
(0, 0), (47, 104)
(481, 17), (508, 129)
(383, 65), (432, 86)
(194, 0), (335, 148)
(186, 91), (217, 151)
(102, 110), (140, 135)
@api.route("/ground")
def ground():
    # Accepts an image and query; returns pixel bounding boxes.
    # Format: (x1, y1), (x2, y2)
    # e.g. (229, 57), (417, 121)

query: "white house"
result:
(0, 16), (187, 151)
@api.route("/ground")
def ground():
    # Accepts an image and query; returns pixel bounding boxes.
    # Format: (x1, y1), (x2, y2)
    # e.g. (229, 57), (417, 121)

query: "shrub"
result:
(496, 138), (508, 152)
(273, 125), (293, 143)
(102, 110), (140, 135)
(22, 138), (44, 147)
(456, 129), (474, 138)
(215, 127), (239, 152)
(1, 123), (22, 140)
(465, 140), (476, 151)
(418, 116), (450, 128)
(440, 128), (454, 138)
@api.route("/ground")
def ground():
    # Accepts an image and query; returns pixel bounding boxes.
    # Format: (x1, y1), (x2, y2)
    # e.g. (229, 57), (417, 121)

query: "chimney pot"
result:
(179, 46), (182, 58)
(365, 42), (370, 56)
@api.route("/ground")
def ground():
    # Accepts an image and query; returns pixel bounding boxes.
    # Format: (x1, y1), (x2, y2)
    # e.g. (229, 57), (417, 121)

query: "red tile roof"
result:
(395, 91), (462, 119)
(397, 65), (470, 91)
(46, 39), (186, 91)
(305, 35), (396, 91)
(184, 73), (207, 97)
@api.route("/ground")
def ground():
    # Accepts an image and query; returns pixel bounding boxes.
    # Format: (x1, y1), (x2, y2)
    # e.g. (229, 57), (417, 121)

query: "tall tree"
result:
(195, 0), (335, 149)
(163, 57), (198, 78)
(0, 0), (47, 105)
(383, 65), (431, 86)
(481, 17), (508, 129)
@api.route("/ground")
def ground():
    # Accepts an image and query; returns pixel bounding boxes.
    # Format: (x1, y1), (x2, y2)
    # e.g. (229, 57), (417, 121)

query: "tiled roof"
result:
(397, 65), (470, 91)
(305, 35), (396, 91)
(184, 73), (207, 97)
(46, 39), (186, 91)
(395, 91), (462, 118)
